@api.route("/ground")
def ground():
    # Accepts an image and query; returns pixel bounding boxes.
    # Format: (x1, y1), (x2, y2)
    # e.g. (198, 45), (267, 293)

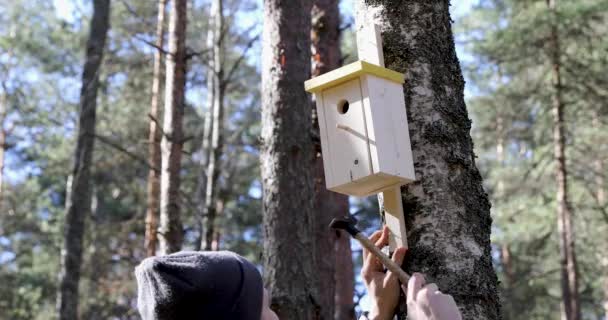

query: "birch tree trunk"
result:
(310, 1), (354, 319)
(194, 1), (217, 251)
(261, 0), (319, 318)
(144, 0), (167, 258)
(56, 0), (110, 318)
(158, 0), (187, 255)
(547, 1), (581, 319)
(202, 0), (225, 251)
(355, 2), (500, 319)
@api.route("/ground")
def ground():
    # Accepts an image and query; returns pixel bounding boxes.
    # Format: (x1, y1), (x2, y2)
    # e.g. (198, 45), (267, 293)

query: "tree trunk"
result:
(202, 0), (225, 251)
(144, 0), (167, 258)
(310, 1), (354, 319)
(547, 1), (581, 319)
(158, 0), (187, 255)
(355, 2), (500, 319)
(194, 6), (216, 252)
(261, 0), (318, 319)
(56, 1), (110, 318)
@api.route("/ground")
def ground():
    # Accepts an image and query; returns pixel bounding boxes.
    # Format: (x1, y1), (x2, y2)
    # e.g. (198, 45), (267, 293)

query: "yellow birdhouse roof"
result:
(304, 60), (404, 93)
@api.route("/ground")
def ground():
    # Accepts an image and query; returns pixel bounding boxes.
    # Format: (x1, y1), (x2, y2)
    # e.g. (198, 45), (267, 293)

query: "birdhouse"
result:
(305, 60), (415, 197)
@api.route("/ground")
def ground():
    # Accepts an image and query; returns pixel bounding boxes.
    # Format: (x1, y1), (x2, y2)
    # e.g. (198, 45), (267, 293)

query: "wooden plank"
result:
(380, 187), (408, 249)
(356, 23), (385, 67)
(356, 22), (409, 251)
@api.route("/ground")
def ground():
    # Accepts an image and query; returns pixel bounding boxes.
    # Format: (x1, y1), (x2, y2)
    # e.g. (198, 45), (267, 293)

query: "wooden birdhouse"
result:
(305, 60), (415, 197)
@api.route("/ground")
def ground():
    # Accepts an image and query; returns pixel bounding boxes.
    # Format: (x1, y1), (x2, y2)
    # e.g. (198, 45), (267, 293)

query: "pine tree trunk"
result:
(547, 1), (581, 319)
(355, 2), (500, 319)
(56, 1), (109, 318)
(202, 0), (225, 251)
(158, 0), (187, 255)
(310, 1), (354, 319)
(261, 0), (318, 318)
(144, 0), (167, 258)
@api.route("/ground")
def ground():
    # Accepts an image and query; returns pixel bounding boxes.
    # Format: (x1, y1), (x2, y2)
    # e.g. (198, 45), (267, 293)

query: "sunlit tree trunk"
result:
(355, 1), (500, 318)
(310, 1), (354, 319)
(547, 1), (581, 319)
(56, 1), (110, 318)
(144, 0), (167, 258)
(261, 0), (318, 318)
(158, 0), (187, 255)
(202, 0), (225, 251)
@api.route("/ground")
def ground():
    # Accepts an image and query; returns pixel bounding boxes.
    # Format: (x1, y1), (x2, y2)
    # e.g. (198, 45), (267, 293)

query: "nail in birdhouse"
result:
(305, 60), (415, 197)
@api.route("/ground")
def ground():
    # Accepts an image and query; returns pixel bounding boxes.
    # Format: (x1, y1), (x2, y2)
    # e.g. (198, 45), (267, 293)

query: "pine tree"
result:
(56, 0), (110, 318)
(158, 0), (187, 255)
(144, 0), (167, 258)
(261, 0), (319, 318)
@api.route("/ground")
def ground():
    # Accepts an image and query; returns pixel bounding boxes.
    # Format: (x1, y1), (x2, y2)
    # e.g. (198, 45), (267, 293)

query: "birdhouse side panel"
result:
(320, 79), (373, 190)
(314, 93), (335, 187)
(362, 75), (415, 182)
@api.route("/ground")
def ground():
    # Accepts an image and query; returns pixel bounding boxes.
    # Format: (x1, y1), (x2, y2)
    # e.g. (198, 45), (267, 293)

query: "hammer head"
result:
(329, 216), (361, 237)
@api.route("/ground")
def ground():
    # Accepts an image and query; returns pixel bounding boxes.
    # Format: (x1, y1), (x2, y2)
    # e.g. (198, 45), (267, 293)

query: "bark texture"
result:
(202, 0), (225, 251)
(355, 1), (500, 319)
(261, 0), (319, 318)
(158, 0), (187, 255)
(56, 0), (110, 318)
(311, 1), (354, 319)
(547, 1), (581, 319)
(145, 0), (167, 258)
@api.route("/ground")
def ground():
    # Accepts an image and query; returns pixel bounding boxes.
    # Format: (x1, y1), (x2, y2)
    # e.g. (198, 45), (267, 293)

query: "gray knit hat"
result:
(135, 251), (264, 320)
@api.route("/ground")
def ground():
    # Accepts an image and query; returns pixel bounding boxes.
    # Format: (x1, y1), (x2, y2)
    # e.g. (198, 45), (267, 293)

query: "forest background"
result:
(0, 0), (606, 319)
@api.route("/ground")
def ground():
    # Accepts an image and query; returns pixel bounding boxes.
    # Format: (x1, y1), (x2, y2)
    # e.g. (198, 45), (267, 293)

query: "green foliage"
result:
(457, 0), (608, 318)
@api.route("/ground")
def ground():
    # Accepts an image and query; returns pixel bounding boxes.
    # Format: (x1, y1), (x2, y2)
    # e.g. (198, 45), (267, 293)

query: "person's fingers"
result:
(407, 272), (425, 304)
(361, 230), (384, 281)
(377, 226), (389, 248)
(362, 230), (382, 263)
(385, 247), (407, 284)
(424, 283), (439, 294)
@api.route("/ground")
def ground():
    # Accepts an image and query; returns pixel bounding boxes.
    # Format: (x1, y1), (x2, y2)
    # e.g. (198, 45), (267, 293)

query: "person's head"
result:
(135, 251), (278, 320)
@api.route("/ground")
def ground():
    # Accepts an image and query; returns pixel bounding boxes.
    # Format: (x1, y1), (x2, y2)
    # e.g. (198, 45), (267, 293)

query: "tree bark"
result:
(56, 0), (110, 319)
(202, 0), (225, 251)
(355, 1), (500, 319)
(194, 2), (217, 251)
(144, 0), (167, 258)
(310, 1), (354, 319)
(158, 0), (187, 255)
(261, 0), (319, 319)
(547, 1), (581, 319)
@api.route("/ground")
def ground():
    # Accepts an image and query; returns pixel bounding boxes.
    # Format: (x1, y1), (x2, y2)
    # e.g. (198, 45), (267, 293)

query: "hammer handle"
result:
(354, 233), (410, 283)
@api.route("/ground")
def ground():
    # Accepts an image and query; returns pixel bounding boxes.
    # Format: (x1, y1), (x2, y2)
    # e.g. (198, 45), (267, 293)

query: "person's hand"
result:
(404, 273), (462, 320)
(361, 226), (407, 320)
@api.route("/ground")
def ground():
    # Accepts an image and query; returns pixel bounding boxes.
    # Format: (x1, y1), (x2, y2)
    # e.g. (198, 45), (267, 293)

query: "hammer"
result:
(330, 216), (410, 283)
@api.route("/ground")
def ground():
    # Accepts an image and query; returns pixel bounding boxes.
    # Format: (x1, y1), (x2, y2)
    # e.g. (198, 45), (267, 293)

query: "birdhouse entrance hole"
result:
(337, 99), (349, 114)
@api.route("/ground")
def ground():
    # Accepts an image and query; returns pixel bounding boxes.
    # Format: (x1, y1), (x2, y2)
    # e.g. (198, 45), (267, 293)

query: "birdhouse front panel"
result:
(319, 78), (373, 187)
(306, 61), (415, 197)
